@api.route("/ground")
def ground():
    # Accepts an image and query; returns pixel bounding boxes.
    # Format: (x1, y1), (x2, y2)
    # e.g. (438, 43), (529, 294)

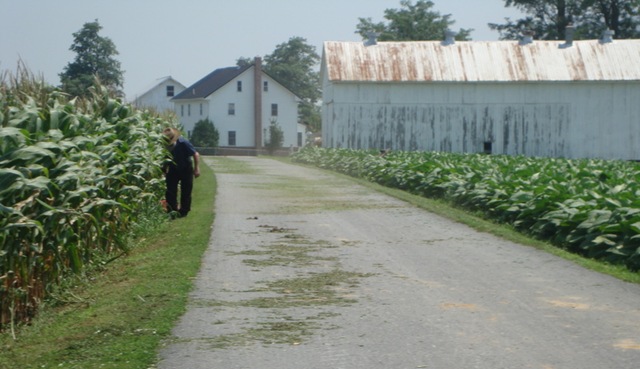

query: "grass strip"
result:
(0, 158), (217, 369)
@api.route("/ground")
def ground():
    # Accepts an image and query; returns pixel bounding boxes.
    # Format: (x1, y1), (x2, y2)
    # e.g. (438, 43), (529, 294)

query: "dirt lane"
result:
(157, 156), (640, 369)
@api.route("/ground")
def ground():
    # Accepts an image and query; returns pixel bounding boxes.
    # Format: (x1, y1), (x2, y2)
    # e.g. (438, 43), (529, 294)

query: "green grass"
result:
(209, 156), (261, 174)
(0, 159), (217, 369)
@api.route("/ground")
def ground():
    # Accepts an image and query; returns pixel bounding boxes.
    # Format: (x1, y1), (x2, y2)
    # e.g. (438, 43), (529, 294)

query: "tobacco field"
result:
(0, 73), (168, 328)
(292, 147), (640, 271)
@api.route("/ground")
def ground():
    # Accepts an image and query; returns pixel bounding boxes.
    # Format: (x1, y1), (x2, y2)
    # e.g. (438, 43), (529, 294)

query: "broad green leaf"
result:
(9, 145), (56, 167)
(629, 222), (640, 234)
(592, 235), (617, 246)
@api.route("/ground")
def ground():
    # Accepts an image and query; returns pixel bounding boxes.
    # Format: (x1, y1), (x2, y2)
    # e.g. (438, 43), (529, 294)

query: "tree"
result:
(263, 37), (321, 104)
(580, 0), (640, 38)
(489, 0), (576, 40)
(235, 57), (253, 68)
(264, 120), (284, 154)
(355, 0), (472, 41)
(59, 20), (124, 98)
(190, 118), (219, 147)
(489, 0), (640, 40)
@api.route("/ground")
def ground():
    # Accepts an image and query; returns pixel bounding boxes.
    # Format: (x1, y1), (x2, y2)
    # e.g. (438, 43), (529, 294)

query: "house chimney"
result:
(442, 29), (457, 46)
(600, 29), (614, 43)
(364, 31), (379, 46)
(519, 30), (534, 45)
(560, 24), (575, 48)
(254, 56), (262, 150)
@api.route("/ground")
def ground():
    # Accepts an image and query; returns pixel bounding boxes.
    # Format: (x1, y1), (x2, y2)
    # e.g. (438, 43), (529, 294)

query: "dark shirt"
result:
(168, 137), (197, 172)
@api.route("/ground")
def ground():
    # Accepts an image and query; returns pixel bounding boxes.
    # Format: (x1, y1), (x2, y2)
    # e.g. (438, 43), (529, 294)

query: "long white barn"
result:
(321, 33), (640, 160)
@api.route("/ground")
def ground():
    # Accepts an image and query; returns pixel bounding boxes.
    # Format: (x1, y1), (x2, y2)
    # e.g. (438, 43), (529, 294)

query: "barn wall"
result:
(323, 81), (640, 160)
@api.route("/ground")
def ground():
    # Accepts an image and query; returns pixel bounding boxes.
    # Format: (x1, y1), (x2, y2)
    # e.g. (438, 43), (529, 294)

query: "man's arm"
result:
(193, 151), (201, 178)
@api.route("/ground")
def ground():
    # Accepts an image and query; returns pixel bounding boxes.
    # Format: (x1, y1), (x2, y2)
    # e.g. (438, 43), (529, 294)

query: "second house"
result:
(172, 57), (302, 151)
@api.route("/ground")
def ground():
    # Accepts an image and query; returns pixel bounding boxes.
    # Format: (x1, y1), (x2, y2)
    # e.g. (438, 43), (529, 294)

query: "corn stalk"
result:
(1, 70), (169, 328)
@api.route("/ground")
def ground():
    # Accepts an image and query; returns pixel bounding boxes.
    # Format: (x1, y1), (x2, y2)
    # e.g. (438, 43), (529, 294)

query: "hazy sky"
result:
(1, 0), (523, 100)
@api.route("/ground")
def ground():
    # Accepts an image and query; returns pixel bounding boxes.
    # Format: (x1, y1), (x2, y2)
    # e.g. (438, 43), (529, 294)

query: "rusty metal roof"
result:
(323, 40), (640, 83)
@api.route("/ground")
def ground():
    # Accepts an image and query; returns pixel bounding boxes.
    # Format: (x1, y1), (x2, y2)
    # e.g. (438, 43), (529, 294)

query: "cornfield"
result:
(292, 147), (640, 271)
(0, 66), (168, 328)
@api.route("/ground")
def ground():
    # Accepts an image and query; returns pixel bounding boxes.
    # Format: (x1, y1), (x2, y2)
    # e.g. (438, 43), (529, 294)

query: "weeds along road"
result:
(157, 156), (640, 369)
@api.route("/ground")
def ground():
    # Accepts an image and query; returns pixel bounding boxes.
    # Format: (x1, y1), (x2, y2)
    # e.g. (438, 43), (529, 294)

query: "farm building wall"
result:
(322, 81), (640, 160)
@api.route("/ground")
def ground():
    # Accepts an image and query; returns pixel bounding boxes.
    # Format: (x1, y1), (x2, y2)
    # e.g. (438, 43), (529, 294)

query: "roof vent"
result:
(560, 24), (575, 48)
(442, 29), (457, 46)
(600, 29), (614, 43)
(364, 31), (379, 46)
(519, 30), (534, 45)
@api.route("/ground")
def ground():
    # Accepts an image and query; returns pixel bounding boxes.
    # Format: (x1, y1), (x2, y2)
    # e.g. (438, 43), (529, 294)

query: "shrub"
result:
(190, 118), (219, 147)
(264, 120), (284, 154)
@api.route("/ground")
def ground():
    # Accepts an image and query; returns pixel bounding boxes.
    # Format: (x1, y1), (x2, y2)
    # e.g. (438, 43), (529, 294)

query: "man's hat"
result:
(163, 127), (180, 145)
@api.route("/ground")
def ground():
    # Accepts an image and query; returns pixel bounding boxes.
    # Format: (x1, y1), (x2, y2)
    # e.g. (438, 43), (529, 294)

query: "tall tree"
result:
(263, 37), (321, 105)
(580, 0), (640, 38)
(489, 0), (579, 40)
(355, 0), (472, 41)
(59, 20), (124, 98)
(489, 0), (640, 40)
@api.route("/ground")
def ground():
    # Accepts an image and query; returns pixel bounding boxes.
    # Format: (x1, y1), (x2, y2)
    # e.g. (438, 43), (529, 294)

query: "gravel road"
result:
(157, 156), (640, 369)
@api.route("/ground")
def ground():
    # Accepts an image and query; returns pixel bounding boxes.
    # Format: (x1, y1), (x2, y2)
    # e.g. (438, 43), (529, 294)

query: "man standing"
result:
(163, 127), (200, 218)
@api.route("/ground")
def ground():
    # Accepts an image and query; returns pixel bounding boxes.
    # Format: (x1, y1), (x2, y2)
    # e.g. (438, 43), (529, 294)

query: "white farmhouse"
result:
(132, 76), (185, 113)
(172, 57), (302, 151)
(321, 30), (640, 160)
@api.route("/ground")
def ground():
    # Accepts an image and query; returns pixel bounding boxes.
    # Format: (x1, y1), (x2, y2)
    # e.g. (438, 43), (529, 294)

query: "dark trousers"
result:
(165, 168), (193, 216)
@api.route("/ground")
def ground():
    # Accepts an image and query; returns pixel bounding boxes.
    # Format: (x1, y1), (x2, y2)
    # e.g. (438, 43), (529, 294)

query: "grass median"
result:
(0, 158), (216, 369)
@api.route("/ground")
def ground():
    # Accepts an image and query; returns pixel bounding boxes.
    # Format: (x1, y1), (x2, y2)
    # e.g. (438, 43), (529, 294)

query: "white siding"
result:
(209, 71), (255, 147)
(174, 99), (208, 138)
(322, 40), (640, 160)
(323, 81), (640, 160)
(261, 75), (300, 148)
(133, 77), (185, 113)
(176, 67), (300, 148)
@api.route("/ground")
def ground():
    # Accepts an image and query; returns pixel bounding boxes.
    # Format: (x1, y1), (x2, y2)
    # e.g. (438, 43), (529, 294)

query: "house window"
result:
(263, 81), (269, 92)
(237, 81), (242, 92)
(271, 103), (278, 116)
(228, 131), (236, 146)
(199, 103), (203, 115)
(166, 85), (174, 97)
(180, 105), (184, 117)
(228, 103), (235, 115)
(188, 104), (191, 116)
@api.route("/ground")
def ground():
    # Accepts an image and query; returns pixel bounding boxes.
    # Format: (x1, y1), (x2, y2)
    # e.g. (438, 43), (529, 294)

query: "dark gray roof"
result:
(172, 64), (252, 100)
